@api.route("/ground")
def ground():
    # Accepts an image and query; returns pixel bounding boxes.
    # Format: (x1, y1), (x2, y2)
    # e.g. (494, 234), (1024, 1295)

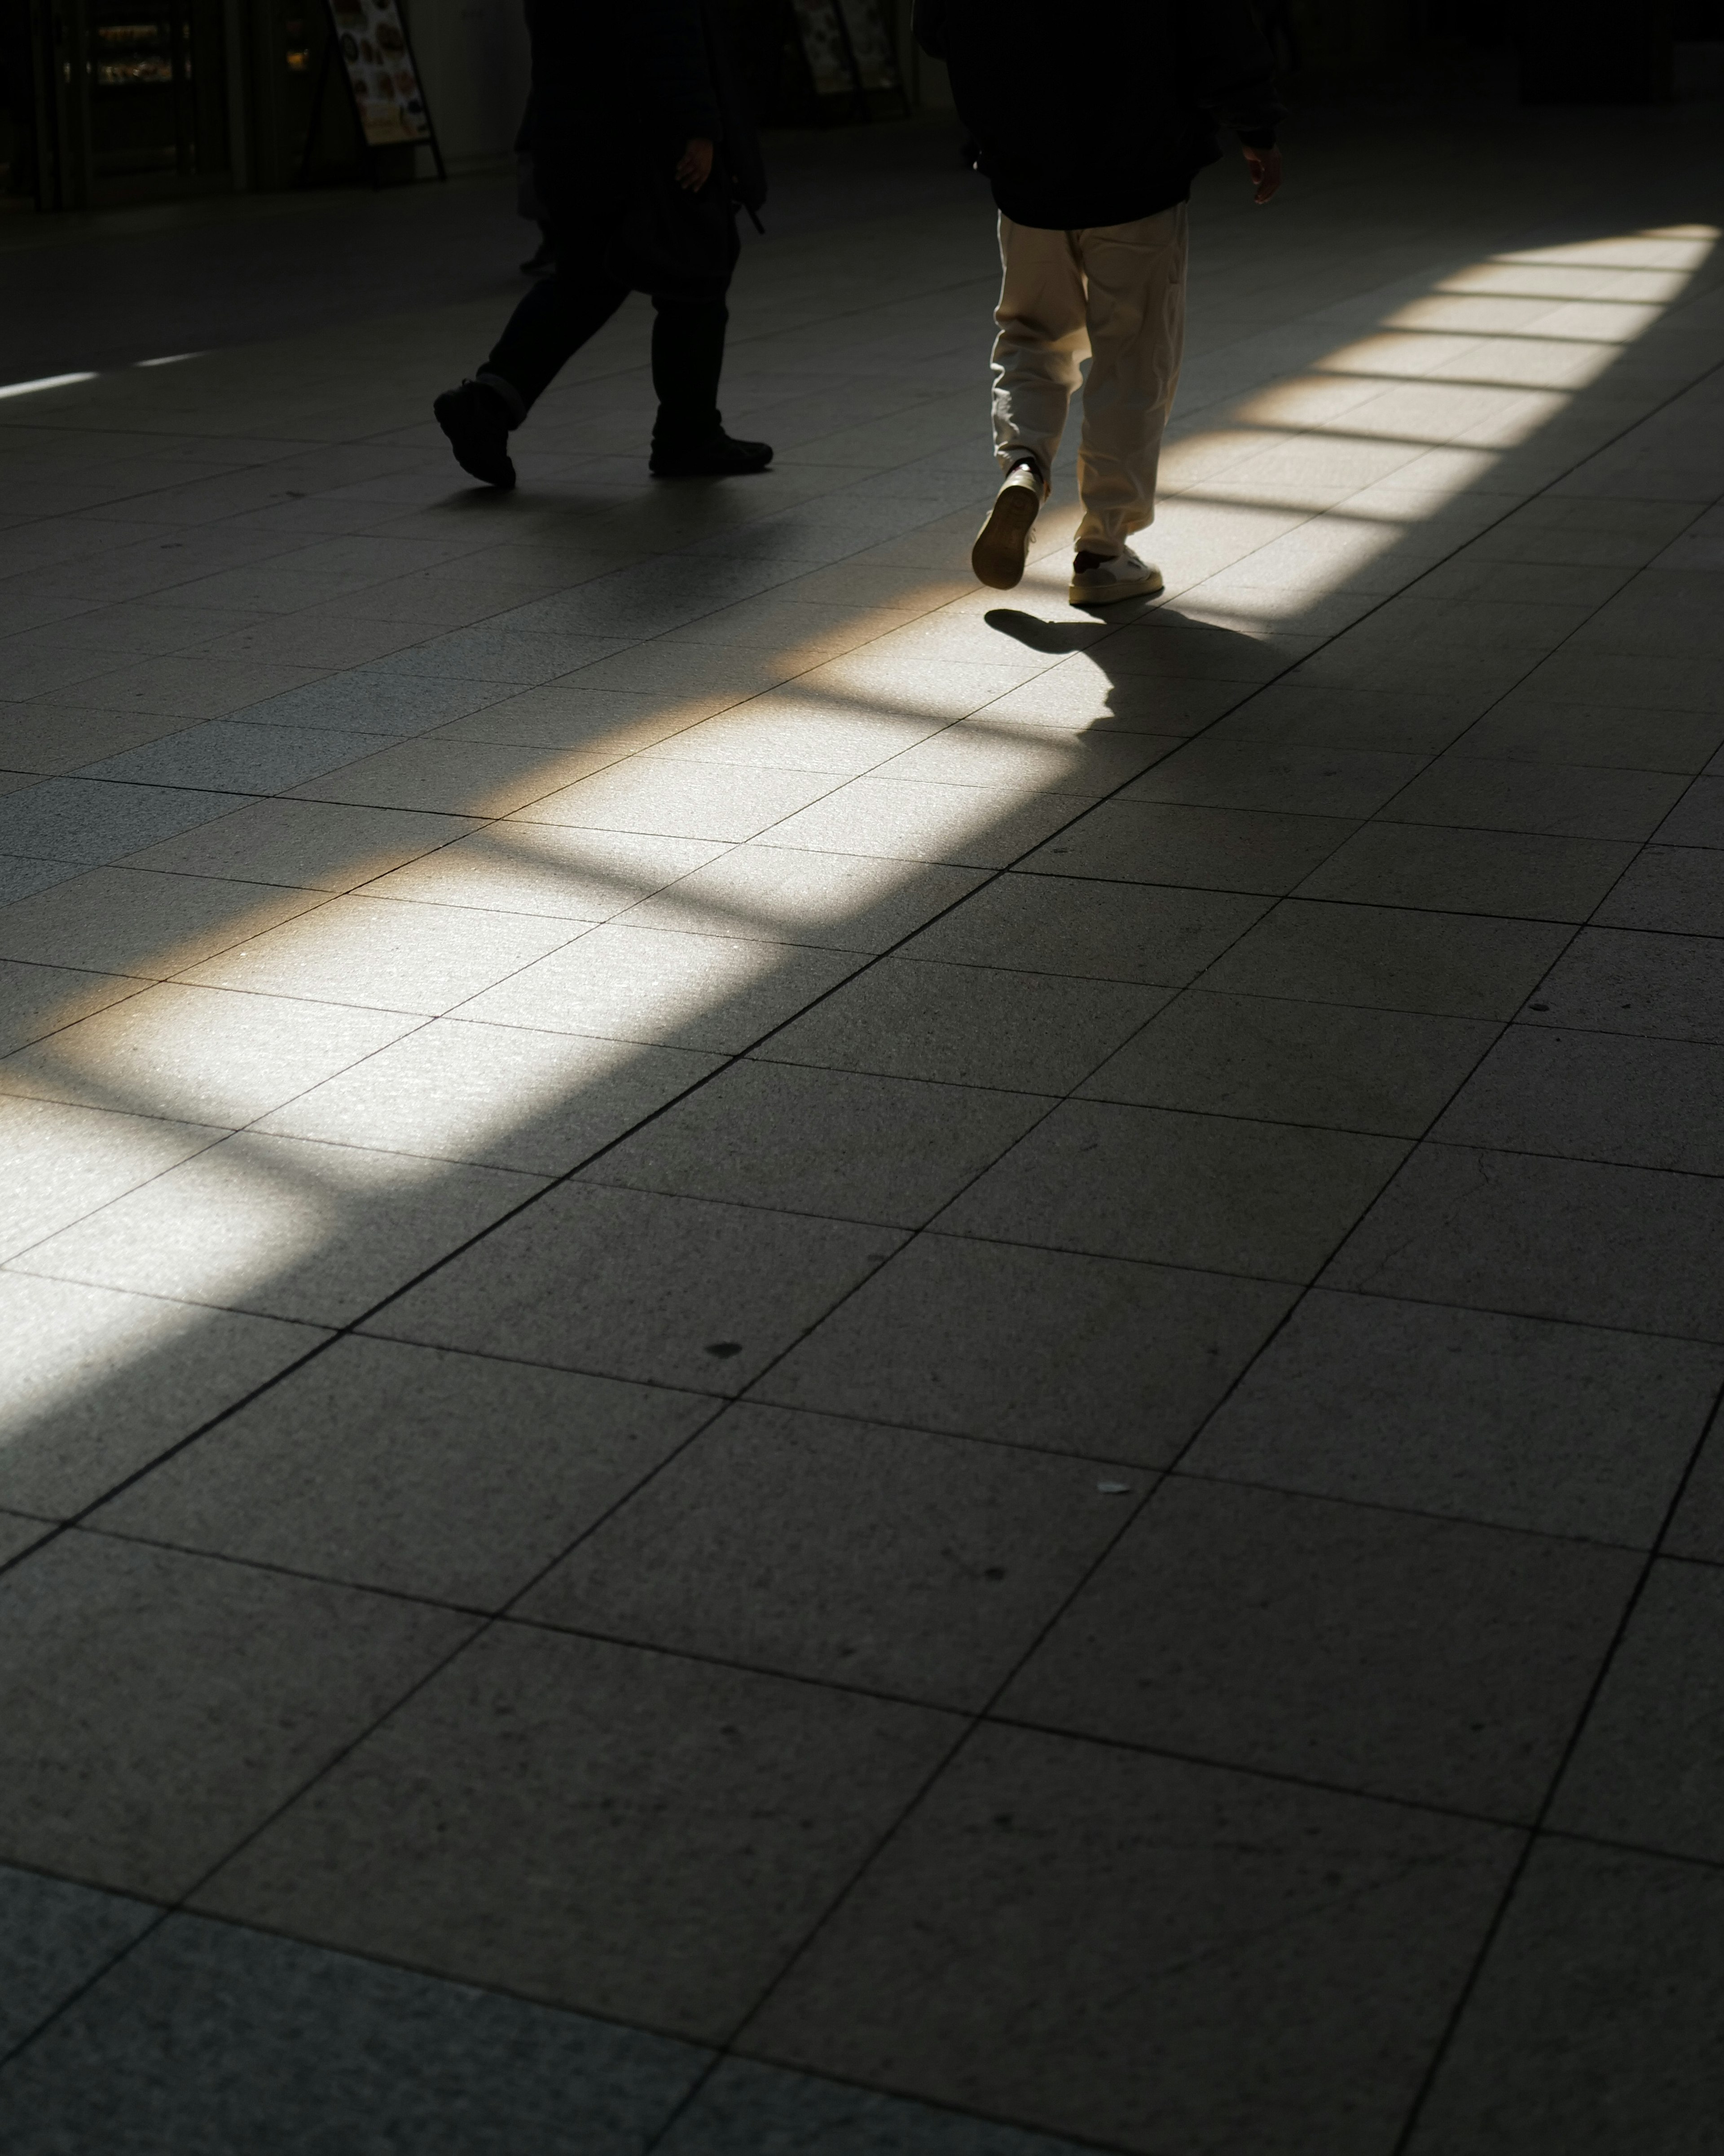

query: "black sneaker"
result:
(649, 431), (774, 478)
(433, 379), (516, 489)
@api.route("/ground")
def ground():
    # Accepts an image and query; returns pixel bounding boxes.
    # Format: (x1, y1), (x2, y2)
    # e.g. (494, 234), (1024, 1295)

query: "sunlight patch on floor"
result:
(1153, 226), (1719, 627)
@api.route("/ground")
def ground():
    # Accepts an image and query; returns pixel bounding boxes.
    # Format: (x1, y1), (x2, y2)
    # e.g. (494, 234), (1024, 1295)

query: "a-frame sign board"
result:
(299, 0), (448, 188)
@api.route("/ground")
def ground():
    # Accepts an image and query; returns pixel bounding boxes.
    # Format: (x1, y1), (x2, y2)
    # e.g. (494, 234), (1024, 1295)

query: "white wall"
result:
(400, 0), (531, 172)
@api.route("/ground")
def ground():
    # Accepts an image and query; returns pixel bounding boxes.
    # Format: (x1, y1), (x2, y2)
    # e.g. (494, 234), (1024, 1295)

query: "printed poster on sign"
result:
(327, 0), (433, 146)
(790, 0), (900, 97)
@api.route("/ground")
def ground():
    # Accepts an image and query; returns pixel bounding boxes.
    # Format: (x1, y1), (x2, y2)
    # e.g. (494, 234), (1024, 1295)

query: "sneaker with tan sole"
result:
(1069, 545), (1163, 605)
(971, 464), (1045, 590)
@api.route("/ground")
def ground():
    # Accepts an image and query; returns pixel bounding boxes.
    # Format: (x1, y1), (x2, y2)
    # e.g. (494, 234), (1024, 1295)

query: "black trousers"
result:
(481, 229), (729, 447)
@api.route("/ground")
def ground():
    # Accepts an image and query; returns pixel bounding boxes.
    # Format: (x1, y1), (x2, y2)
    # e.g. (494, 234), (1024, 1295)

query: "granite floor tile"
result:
(357, 823), (725, 920)
(755, 957), (1167, 1093)
(257, 1018), (717, 1173)
(753, 1232), (1293, 1463)
(585, 1060), (1046, 1228)
(1412, 557), (1632, 607)
(193, 1625), (959, 2040)
(79, 720), (395, 796)
(63, 656), (323, 718)
(644, 696), (948, 777)
(0, 961), (145, 1056)
(892, 711), (1183, 797)
(1433, 1024), (1724, 1173)
(0, 984), (418, 1128)
(762, 776), (1079, 870)
(510, 757), (840, 843)
(0, 1273), (323, 1519)
(432, 679), (743, 750)
(1202, 683), (1481, 756)
(0, 867), (326, 978)
(1663, 1404), (1724, 1564)
(661, 2056), (1098, 2156)
(14, 1126), (542, 1327)
(937, 1098), (1407, 1281)
(1198, 899), (1573, 1018)
(0, 777), (252, 867)
(176, 894), (578, 1014)
(549, 640), (800, 704)
(0, 1533), (472, 1897)
(1295, 822), (1636, 921)
(1100, 617), (1319, 682)
(375, 626), (627, 685)
(1278, 639), (1540, 704)
(1385, 756), (1688, 840)
(454, 924), (863, 1051)
(1547, 1559), (1724, 1862)
(1493, 652), (1724, 715)
(0, 1093), (225, 1262)
(0, 1862), (158, 2058)
(94, 1335), (713, 1609)
(1187, 1290), (1724, 1544)
(1465, 494), (1700, 569)
(899, 869), (1269, 983)
(368, 1180), (902, 1393)
(517, 1401), (1133, 1706)
(230, 668), (522, 736)
(973, 657), (1248, 734)
(1323, 1142), (1724, 1339)
(1592, 844), (1724, 935)
(0, 704), (197, 776)
(0, 854), (81, 905)
(744, 1724), (1517, 2156)
(1080, 990), (1496, 1134)
(287, 737), (616, 818)
(119, 796), (480, 891)
(1521, 926), (1724, 1043)
(1000, 1477), (1636, 1817)
(617, 845), (986, 952)
(1406, 1840), (1724, 2156)
(194, 615), (432, 672)
(1020, 799), (1357, 895)
(0, 1912), (707, 2156)
(792, 656), (1040, 727)
(1120, 740), (1426, 818)
(1452, 697), (1724, 772)
(13, 1086), (543, 1302)
(1567, 573), (1724, 661)
(1654, 774), (1724, 846)
(0, 1513), (52, 1563)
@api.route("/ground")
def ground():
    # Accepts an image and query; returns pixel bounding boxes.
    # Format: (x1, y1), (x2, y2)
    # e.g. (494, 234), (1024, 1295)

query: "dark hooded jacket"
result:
(525, 0), (765, 219)
(914, 0), (1281, 229)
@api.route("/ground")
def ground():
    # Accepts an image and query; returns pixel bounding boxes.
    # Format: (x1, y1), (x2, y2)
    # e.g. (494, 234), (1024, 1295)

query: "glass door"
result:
(87, 0), (201, 181)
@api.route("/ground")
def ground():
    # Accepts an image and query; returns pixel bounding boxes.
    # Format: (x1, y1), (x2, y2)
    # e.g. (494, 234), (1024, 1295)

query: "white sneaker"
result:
(1069, 545), (1164, 606)
(971, 464), (1045, 591)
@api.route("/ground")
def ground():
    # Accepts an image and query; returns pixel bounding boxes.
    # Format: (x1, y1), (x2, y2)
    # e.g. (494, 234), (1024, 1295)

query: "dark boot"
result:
(648, 431), (774, 478)
(433, 379), (517, 490)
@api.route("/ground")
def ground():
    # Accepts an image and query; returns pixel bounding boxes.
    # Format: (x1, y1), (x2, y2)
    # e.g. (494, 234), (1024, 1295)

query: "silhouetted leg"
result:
(480, 252), (631, 422)
(648, 294), (729, 447)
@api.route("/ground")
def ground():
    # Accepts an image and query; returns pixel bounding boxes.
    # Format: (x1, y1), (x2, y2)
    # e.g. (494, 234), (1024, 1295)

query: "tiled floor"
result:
(4, 92), (1724, 2155)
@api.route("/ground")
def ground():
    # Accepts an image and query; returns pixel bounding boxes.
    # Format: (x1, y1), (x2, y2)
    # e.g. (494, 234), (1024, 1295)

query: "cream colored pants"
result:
(991, 204), (1187, 555)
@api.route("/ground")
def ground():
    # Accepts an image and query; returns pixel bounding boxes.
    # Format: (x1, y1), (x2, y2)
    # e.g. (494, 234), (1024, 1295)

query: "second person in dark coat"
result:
(435, 0), (770, 489)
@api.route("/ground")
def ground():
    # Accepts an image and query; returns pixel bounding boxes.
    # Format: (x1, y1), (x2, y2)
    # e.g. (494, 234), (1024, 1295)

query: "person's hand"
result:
(676, 138), (714, 192)
(1244, 144), (1282, 204)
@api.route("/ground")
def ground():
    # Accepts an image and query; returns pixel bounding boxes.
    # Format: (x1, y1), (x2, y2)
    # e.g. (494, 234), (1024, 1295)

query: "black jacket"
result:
(914, 0), (1281, 229)
(526, 0), (765, 216)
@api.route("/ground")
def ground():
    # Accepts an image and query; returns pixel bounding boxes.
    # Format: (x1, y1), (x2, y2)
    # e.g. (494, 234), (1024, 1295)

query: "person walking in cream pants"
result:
(986, 205), (1189, 593)
(914, 0), (1283, 606)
